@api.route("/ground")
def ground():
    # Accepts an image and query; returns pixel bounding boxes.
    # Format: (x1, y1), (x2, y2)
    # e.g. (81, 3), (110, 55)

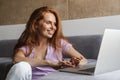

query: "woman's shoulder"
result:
(60, 38), (70, 44)
(19, 46), (30, 53)
(19, 46), (27, 50)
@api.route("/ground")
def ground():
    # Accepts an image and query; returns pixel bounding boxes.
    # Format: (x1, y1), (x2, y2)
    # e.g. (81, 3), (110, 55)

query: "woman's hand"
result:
(78, 58), (88, 65)
(59, 60), (75, 68)
(70, 57), (82, 66)
(47, 60), (74, 69)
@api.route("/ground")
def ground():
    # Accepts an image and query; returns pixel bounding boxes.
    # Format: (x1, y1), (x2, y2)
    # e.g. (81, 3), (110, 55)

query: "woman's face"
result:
(37, 12), (57, 39)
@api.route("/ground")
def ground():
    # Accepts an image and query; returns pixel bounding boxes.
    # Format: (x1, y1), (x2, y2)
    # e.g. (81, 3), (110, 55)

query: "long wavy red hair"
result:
(13, 6), (68, 57)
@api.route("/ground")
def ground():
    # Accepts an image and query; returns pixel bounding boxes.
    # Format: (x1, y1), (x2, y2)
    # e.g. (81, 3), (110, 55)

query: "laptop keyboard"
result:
(79, 67), (95, 72)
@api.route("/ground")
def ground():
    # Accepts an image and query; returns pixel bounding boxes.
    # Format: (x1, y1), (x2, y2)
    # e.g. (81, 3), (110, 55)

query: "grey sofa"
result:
(0, 35), (102, 80)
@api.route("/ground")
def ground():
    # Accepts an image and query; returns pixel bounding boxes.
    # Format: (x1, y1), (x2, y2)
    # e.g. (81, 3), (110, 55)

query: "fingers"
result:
(70, 57), (82, 66)
(59, 57), (83, 68)
(71, 57), (82, 61)
(59, 61), (75, 68)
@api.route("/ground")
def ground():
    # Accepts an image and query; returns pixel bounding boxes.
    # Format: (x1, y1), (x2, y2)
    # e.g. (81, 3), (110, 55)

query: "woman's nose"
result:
(51, 23), (56, 30)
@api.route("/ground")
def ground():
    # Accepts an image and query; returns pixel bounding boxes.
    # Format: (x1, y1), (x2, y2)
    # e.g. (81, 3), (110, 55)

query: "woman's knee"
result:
(6, 61), (32, 80)
(11, 61), (32, 76)
(14, 62), (31, 69)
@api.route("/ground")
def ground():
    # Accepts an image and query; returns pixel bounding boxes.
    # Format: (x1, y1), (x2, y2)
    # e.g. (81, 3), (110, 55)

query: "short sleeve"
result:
(19, 46), (29, 55)
(61, 39), (72, 54)
(19, 46), (35, 58)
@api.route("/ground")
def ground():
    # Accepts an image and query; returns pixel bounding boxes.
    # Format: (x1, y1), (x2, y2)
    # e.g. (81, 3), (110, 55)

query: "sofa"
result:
(0, 35), (102, 80)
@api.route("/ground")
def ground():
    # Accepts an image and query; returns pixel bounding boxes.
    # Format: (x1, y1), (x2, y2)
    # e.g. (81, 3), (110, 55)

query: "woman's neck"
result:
(39, 38), (48, 47)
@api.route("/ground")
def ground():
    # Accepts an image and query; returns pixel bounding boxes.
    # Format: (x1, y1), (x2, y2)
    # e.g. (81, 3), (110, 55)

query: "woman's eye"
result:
(54, 23), (57, 26)
(46, 21), (50, 24)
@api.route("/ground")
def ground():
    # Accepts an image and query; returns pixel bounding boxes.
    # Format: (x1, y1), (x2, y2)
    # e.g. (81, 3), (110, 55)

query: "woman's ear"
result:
(31, 24), (38, 32)
(34, 22), (40, 29)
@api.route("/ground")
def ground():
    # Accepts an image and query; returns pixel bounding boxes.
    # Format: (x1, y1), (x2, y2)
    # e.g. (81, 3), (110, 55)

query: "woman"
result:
(6, 6), (87, 80)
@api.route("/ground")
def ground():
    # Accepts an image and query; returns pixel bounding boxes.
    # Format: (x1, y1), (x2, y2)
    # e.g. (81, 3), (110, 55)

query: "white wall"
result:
(0, 15), (120, 40)
(0, 24), (25, 40)
(62, 15), (120, 36)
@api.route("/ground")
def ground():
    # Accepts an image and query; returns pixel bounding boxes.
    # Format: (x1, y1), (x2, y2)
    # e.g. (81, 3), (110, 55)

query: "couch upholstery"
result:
(0, 40), (17, 80)
(0, 35), (102, 80)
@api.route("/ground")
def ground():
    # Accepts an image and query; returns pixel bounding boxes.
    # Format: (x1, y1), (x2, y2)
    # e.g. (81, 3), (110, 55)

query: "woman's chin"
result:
(47, 35), (53, 38)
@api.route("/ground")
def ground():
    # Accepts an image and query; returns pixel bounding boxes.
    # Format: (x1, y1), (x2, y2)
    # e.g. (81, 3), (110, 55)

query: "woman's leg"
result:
(6, 61), (32, 80)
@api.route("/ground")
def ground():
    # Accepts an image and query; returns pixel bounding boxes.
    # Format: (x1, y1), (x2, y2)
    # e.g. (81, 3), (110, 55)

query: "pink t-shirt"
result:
(19, 39), (72, 80)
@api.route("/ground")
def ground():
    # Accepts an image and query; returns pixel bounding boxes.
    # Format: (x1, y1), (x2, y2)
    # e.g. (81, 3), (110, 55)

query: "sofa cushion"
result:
(0, 39), (17, 57)
(67, 35), (103, 59)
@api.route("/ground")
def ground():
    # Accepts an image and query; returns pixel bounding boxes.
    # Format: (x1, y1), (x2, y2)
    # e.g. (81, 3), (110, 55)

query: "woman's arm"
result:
(13, 49), (60, 67)
(66, 46), (88, 65)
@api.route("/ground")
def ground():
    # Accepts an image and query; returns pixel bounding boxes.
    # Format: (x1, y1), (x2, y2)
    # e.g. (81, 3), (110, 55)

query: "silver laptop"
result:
(59, 29), (120, 75)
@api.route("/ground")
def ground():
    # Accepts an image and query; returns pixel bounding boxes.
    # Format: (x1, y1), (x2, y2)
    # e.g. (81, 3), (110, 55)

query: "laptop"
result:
(59, 29), (120, 75)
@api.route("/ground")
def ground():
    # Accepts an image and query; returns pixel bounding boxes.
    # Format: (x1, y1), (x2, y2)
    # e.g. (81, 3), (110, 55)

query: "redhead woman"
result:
(6, 6), (87, 80)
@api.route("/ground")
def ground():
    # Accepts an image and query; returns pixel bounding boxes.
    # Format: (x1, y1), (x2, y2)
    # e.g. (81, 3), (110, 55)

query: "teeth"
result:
(48, 30), (54, 34)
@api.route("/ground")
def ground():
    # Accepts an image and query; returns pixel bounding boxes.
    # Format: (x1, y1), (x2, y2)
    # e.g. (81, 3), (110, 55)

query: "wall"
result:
(0, 15), (120, 40)
(0, 0), (120, 25)
(62, 15), (120, 36)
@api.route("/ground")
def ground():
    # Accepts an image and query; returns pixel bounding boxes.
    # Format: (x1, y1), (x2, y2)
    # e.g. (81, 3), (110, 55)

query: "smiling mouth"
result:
(47, 30), (55, 35)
